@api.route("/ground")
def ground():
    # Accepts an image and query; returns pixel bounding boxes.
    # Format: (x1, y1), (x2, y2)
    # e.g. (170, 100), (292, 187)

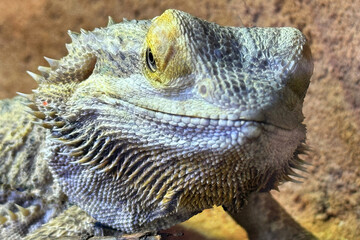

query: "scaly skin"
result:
(0, 9), (315, 239)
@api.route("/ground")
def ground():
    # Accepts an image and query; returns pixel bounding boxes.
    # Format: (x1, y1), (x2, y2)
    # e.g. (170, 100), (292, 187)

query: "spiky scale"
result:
(26, 71), (43, 83)
(283, 175), (303, 184)
(107, 16), (116, 26)
(35, 121), (53, 129)
(273, 185), (280, 191)
(6, 210), (17, 221)
(31, 121), (42, 126)
(65, 43), (73, 53)
(37, 66), (51, 78)
(45, 111), (58, 118)
(290, 160), (309, 172)
(35, 111), (47, 120)
(287, 167), (306, 179)
(27, 103), (39, 111)
(67, 30), (80, 42)
(0, 216), (7, 225)
(25, 110), (46, 120)
(44, 56), (59, 70)
(16, 92), (33, 101)
(53, 121), (66, 128)
(50, 138), (69, 144)
(43, 123), (54, 129)
(296, 156), (312, 166)
(15, 204), (30, 217)
(80, 28), (87, 35)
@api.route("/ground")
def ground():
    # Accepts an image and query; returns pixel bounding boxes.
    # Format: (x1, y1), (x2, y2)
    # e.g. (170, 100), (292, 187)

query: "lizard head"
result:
(27, 9), (313, 232)
(139, 9), (313, 130)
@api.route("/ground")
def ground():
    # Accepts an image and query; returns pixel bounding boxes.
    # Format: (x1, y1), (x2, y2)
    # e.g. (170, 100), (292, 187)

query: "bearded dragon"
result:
(0, 9), (315, 239)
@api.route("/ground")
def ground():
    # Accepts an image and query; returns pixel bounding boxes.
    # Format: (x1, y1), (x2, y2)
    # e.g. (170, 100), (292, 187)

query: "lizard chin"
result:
(40, 94), (309, 232)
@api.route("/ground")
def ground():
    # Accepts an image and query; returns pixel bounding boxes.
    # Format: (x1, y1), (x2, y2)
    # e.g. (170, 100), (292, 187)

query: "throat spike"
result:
(25, 110), (46, 120)
(273, 185), (280, 191)
(286, 167), (306, 179)
(15, 204), (30, 217)
(27, 103), (39, 111)
(0, 215), (7, 224)
(6, 209), (17, 221)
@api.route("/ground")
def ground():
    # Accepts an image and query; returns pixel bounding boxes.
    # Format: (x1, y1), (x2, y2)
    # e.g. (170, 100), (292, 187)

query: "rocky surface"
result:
(0, 0), (359, 239)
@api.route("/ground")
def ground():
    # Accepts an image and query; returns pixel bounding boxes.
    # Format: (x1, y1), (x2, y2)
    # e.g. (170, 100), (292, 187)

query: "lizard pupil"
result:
(146, 48), (157, 72)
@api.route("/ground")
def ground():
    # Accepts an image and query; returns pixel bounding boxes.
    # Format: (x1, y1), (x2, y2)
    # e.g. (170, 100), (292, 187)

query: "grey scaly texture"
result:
(0, 9), (315, 239)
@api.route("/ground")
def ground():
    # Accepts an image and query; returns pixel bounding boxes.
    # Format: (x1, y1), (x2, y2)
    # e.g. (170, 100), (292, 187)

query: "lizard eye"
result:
(146, 47), (157, 72)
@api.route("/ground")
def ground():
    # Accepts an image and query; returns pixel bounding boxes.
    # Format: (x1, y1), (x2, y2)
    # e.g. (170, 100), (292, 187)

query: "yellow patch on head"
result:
(143, 10), (192, 87)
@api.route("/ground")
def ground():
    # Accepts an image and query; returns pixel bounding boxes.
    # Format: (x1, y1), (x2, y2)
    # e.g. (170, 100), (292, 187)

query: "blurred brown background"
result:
(0, 0), (359, 239)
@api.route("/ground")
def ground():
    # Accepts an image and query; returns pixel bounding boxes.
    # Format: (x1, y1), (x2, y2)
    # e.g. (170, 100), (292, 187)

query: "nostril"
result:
(287, 42), (314, 100)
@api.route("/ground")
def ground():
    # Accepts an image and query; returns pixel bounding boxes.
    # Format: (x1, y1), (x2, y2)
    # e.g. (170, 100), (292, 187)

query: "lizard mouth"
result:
(106, 93), (306, 134)
(111, 96), (267, 130)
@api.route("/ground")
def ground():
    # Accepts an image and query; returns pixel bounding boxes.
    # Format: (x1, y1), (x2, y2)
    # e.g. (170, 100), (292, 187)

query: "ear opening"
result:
(81, 57), (97, 82)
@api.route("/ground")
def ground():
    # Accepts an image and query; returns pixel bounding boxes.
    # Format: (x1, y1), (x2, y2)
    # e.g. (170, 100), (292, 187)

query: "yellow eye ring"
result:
(143, 10), (192, 87)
